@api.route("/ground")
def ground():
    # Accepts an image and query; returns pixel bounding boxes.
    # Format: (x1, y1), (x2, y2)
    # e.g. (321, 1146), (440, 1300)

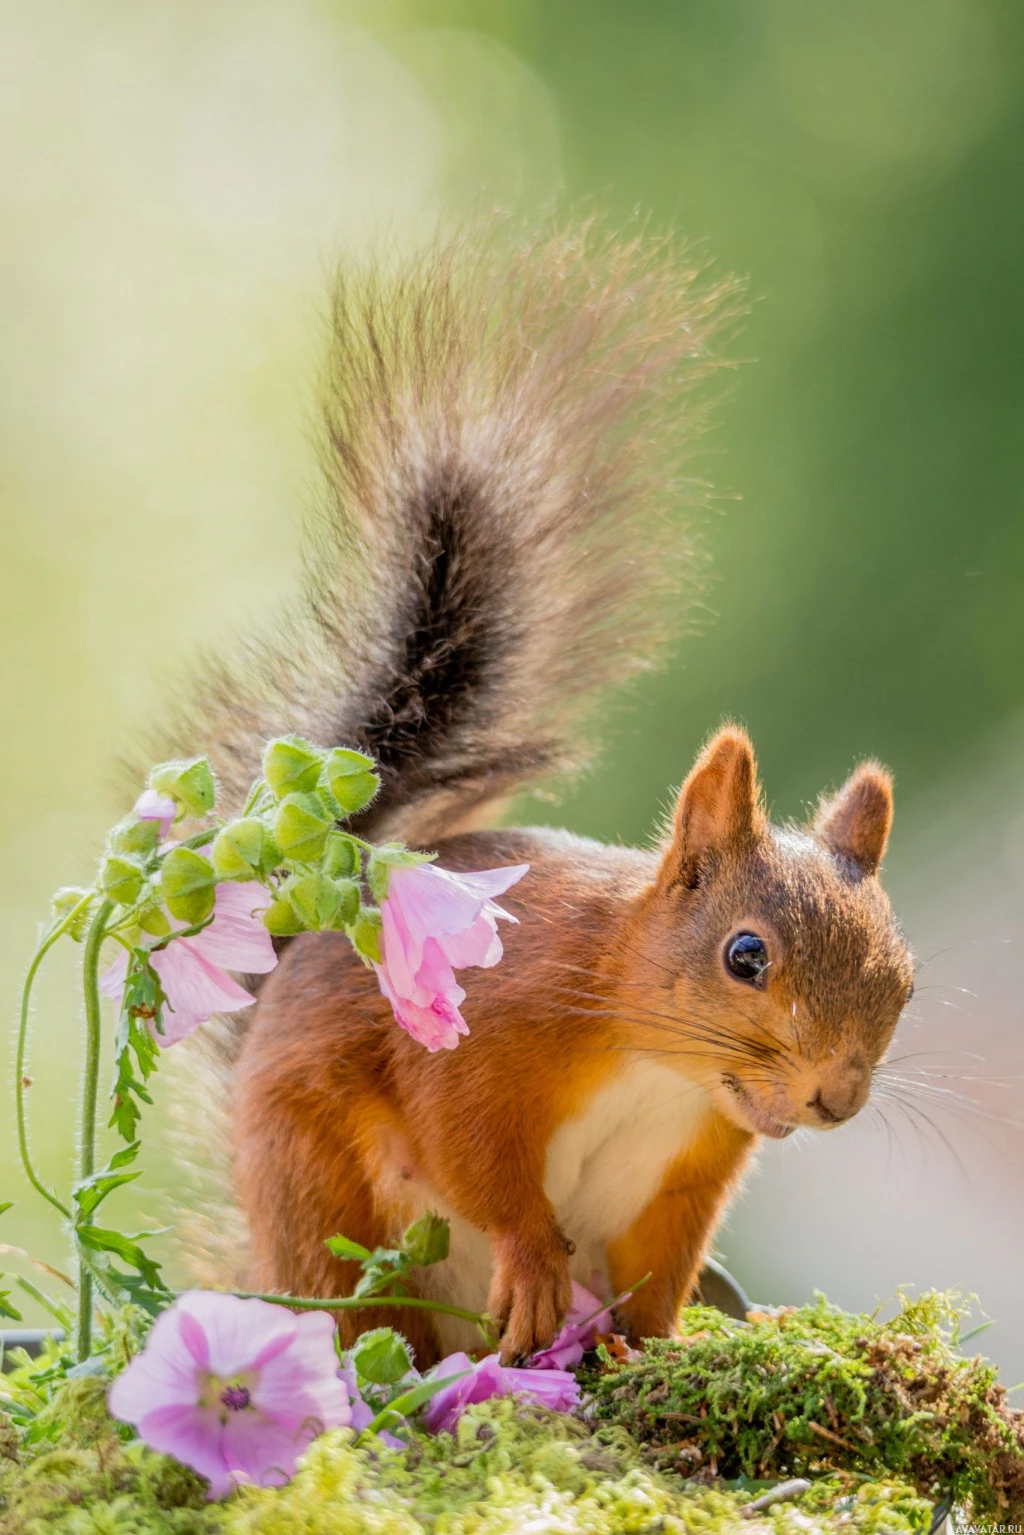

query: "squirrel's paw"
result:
(488, 1231), (573, 1365)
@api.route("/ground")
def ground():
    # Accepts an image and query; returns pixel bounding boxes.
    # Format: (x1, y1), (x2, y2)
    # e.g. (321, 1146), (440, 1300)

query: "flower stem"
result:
(235, 1289), (490, 1330)
(15, 896), (95, 1222)
(75, 897), (114, 1362)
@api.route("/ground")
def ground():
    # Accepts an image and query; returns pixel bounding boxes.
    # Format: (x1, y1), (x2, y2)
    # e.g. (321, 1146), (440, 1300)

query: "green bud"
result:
(350, 907), (382, 964)
(211, 818), (266, 881)
(273, 793), (333, 863)
(108, 817), (160, 859)
(100, 855), (144, 907)
(322, 747), (380, 817)
(262, 736), (324, 800)
(402, 1212), (450, 1268)
(287, 872), (342, 932)
(351, 1327), (413, 1387)
(51, 887), (95, 941)
(150, 757), (216, 818)
(160, 847), (216, 925)
(262, 895), (303, 936)
(138, 903), (171, 938)
(259, 831), (284, 876)
(332, 878), (361, 927)
(323, 831), (359, 880)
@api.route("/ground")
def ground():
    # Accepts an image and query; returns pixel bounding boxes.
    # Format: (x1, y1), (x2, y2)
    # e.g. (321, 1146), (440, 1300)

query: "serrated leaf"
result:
(75, 1226), (167, 1292)
(325, 1233), (373, 1263)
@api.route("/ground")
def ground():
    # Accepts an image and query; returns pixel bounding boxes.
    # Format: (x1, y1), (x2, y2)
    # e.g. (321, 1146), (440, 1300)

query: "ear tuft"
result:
(660, 725), (766, 892)
(814, 761), (893, 876)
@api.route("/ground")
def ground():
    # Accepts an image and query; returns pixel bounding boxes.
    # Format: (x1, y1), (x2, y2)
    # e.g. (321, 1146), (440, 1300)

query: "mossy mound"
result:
(3, 1291), (1021, 1531)
(582, 1293), (1024, 1519)
(0, 1391), (930, 1535)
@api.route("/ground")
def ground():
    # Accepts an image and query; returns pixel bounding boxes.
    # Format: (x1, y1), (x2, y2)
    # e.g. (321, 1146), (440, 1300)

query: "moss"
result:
(6, 1291), (1015, 1531)
(581, 1292), (1024, 1520)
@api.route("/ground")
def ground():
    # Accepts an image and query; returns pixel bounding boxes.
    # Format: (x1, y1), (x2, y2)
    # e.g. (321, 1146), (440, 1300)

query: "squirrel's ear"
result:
(659, 726), (765, 892)
(814, 762), (893, 876)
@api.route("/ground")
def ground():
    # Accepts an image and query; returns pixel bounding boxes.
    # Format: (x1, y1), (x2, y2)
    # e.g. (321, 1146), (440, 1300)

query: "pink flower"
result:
(421, 1351), (580, 1435)
(108, 1292), (350, 1500)
(134, 788), (178, 839)
(101, 881), (277, 1045)
(529, 1282), (620, 1371)
(373, 861), (529, 1051)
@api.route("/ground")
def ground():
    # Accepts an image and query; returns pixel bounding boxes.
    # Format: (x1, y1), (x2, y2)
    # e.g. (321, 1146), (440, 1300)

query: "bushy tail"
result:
(169, 218), (740, 846)
(162, 220), (740, 1281)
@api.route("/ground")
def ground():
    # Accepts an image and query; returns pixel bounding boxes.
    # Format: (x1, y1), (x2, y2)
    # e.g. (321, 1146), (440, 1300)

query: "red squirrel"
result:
(171, 223), (914, 1367)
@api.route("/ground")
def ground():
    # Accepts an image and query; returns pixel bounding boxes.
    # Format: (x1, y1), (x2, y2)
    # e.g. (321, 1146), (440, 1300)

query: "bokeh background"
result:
(2, 0), (1022, 1377)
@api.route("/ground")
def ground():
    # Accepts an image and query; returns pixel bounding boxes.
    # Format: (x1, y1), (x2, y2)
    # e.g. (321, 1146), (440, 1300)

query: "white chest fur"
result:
(412, 1058), (710, 1353)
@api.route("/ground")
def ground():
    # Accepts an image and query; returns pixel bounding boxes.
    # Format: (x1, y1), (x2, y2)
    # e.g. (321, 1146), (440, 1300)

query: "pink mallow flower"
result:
(373, 861), (529, 1051)
(101, 881), (277, 1045)
(108, 1292), (350, 1500)
(421, 1351), (580, 1435)
(529, 1282), (620, 1371)
(134, 788), (178, 839)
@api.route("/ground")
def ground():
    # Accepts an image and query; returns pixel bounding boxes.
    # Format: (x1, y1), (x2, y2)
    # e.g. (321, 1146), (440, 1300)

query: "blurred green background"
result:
(2, 1), (1022, 1374)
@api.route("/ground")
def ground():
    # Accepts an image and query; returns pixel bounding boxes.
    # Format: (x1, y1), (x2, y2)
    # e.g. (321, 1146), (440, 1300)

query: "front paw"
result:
(488, 1232), (573, 1364)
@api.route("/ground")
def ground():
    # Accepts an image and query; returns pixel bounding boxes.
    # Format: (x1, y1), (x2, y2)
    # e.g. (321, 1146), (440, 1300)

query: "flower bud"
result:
(350, 907), (382, 964)
(273, 793), (333, 864)
(332, 878), (361, 927)
(51, 887), (95, 941)
(211, 818), (266, 881)
(351, 1328), (413, 1387)
(138, 903), (171, 938)
(149, 758), (216, 818)
(323, 831), (359, 880)
(160, 847), (216, 925)
(322, 748), (380, 817)
(108, 817), (161, 859)
(100, 855), (144, 907)
(286, 872), (342, 932)
(262, 895), (303, 936)
(262, 736), (324, 800)
(402, 1212), (450, 1267)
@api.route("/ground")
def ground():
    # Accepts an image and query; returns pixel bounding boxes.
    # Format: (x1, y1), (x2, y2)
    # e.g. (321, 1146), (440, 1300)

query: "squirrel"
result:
(167, 222), (915, 1368)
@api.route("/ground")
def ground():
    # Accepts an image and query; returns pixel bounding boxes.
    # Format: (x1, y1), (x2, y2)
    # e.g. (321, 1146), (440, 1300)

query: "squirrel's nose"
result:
(807, 1088), (853, 1125)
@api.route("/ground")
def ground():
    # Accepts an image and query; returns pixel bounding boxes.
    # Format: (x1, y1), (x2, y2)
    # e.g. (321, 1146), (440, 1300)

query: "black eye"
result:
(725, 932), (769, 985)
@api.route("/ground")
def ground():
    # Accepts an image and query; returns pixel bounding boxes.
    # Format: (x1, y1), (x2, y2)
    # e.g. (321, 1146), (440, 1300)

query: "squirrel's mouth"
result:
(722, 1076), (796, 1140)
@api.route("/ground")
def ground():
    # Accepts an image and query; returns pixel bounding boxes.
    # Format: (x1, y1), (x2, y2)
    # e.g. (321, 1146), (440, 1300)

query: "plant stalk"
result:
(75, 897), (114, 1362)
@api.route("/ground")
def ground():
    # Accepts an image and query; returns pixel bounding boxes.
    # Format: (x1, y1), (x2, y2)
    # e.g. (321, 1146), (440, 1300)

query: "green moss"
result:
(582, 1292), (1024, 1520)
(5, 1292), (1018, 1531)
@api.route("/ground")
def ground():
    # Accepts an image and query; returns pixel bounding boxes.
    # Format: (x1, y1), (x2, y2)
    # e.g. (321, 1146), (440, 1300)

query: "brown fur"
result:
(159, 226), (913, 1364)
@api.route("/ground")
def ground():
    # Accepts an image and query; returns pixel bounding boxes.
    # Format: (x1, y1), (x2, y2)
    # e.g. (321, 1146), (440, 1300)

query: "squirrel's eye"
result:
(725, 932), (769, 985)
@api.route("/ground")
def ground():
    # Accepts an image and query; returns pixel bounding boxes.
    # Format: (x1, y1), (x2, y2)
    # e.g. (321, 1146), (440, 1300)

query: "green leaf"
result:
(160, 847), (216, 924)
(0, 1284), (22, 1322)
(401, 1212), (450, 1269)
(72, 1142), (143, 1221)
(0, 1201), (12, 1217)
(351, 1328), (414, 1386)
(361, 1368), (473, 1440)
(325, 1233), (373, 1263)
(75, 1226), (166, 1292)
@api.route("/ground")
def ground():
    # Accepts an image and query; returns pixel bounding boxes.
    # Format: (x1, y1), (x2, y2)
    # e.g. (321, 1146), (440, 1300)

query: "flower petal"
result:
(192, 883), (277, 976)
(150, 945), (257, 1043)
(220, 1409), (310, 1490)
(175, 1292), (297, 1379)
(107, 1306), (203, 1422)
(434, 912), (504, 971)
(135, 1403), (231, 1497)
